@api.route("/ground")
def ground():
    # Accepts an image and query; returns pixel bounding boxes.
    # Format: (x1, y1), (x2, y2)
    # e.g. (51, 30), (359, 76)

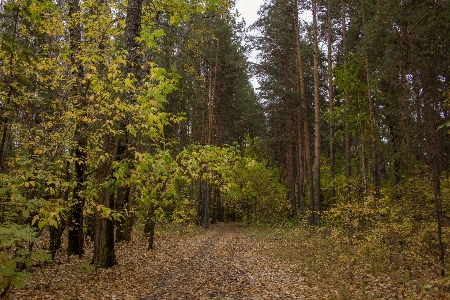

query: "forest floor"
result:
(7, 222), (450, 299)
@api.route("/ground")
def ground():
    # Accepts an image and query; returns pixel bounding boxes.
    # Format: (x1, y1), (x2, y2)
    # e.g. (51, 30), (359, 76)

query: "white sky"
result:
(235, 0), (312, 27)
(235, 0), (264, 27)
(234, 0), (265, 89)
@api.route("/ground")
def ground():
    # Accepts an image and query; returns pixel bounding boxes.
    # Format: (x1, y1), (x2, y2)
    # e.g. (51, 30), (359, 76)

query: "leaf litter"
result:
(7, 223), (312, 299)
(7, 222), (450, 299)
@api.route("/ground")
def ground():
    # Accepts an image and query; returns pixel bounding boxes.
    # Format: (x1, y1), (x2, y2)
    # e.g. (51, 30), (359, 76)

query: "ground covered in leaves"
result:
(6, 222), (450, 299)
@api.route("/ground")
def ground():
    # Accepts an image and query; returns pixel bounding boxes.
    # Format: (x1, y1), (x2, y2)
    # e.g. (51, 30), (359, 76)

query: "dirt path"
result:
(141, 223), (310, 299)
(9, 223), (313, 299)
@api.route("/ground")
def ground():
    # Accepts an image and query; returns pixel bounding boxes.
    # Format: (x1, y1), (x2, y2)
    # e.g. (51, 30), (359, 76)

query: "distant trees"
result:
(251, 0), (450, 275)
(154, 6), (265, 227)
(158, 6), (265, 148)
(251, 0), (318, 220)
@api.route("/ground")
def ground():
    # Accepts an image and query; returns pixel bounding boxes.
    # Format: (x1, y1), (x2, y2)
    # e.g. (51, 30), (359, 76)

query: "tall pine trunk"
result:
(293, 0), (312, 216)
(287, 108), (296, 216)
(310, 0), (321, 225)
(284, 59), (296, 216)
(67, 0), (87, 257)
(327, 0), (335, 205)
(342, 0), (352, 202)
(362, 0), (379, 198)
(296, 110), (306, 215)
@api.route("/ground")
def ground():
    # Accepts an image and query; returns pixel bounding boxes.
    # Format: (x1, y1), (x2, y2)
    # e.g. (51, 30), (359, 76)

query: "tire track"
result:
(141, 223), (310, 299)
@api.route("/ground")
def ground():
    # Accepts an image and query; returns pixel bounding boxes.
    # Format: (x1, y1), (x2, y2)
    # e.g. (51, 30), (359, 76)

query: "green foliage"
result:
(0, 0), (211, 272)
(176, 143), (289, 224)
(131, 149), (182, 224)
(123, 141), (290, 231)
(233, 158), (289, 223)
(0, 223), (51, 293)
(333, 54), (374, 138)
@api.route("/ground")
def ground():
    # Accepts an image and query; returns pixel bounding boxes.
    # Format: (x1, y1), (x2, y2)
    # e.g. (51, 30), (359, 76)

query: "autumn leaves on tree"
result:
(0, 0), (270, 291)
(0, 0), (450, 296)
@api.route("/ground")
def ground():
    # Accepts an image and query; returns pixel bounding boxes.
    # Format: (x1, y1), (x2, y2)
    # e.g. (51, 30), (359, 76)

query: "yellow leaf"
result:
(48, 217), (58, 228)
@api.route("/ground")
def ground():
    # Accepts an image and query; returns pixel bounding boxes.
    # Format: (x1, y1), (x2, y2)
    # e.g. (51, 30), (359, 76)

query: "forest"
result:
(1, 0), (450, 298)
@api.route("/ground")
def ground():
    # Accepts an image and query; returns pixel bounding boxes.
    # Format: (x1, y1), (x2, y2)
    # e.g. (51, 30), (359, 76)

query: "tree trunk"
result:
(92, 134), (117, 268)
(310, 0), (321, 225)
(67, 0), (87, 257)
(284, 66), (296, 216)
(399, 2), (414, 182)
(115, 184), (133, 242)
(49, 221), (66, 260)
(296, 111), (306, 215)
(327, 0), (335, 205)
(206, 40), (219, 145)
(293, 0), (313, 215)
(147, 219), (156, 250)
(203, 178), (210, 229)
(0, 89), (12, 173)
(68, 134), (87, 256)
(115, 0), (144, 242)
(387, 121), (401, 199)
(197, 178), (204, 225)
(0, 8), (19, 172)
(342, 0), (352, 202)
(124, 0), (144, 72)
(287, 127), (296, 216)
(50, 162), (71, 260)
(362, 0), (379, 198)
(211, 187), (222, 223)
(144, 205), (156, 250)
(425, 91), (445, 276)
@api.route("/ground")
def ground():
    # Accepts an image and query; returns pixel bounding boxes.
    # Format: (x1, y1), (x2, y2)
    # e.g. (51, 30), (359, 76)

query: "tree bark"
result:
(425, 91), (445, 276)
(68, 134), (87, 256)
(197, 178), (204, 225)
(296, 110), (306, 215)
(67, 0), (87, 257)
(92, 134), (117, 268)
(284, 58), (296, 216)
(342, 0), (352, 202)
(115, 0), (144, 242)
(144, 204), (156, 250)
(361, 0), (379, 198)
(287, 111), (296, 216)
(0, 7), (20, 172)
(147, 219), (156, 250)
(203, 177), (210, 229)
(50, 161), (71, 259)
(327, 0), (335, 205)
(310, 0), (321, 225)
(293, 0), (312, 216)
(399, 2), (414, 182)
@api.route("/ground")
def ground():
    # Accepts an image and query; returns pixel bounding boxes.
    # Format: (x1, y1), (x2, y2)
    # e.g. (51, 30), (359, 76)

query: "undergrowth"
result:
(242, 194), (450, 299)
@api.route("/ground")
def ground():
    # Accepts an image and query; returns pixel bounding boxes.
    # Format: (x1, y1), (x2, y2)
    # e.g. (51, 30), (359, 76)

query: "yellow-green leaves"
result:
(0, 224), (51, 290)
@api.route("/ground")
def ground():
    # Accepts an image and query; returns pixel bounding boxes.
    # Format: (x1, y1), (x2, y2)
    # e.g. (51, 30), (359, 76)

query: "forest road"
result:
(9, 223), (313, 299)
(140, 222), (311, 300)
